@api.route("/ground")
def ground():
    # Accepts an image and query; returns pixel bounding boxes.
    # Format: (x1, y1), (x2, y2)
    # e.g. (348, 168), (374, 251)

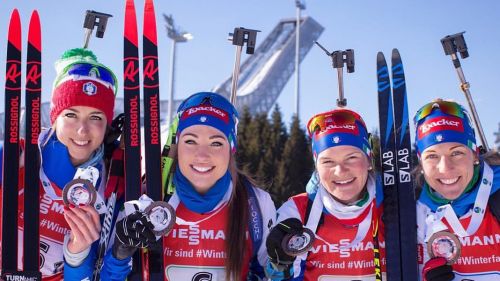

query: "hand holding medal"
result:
(63, 166), (99, 208)
(124, 194), (176, 238)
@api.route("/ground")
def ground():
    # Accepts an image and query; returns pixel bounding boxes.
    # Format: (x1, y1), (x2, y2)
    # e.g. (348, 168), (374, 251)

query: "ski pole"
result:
(228, 27), (260, 105)
(441, 32), (489, 153)
(315, 41), (354, 108)
(83, 10), (112, 48)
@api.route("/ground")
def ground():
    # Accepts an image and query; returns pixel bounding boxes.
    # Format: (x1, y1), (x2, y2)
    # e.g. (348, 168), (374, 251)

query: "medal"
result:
(281, 228), (315, 256)
(427, 231), (461, 264)
(144, 201), (176, 236)
(62, 178), (97, 207)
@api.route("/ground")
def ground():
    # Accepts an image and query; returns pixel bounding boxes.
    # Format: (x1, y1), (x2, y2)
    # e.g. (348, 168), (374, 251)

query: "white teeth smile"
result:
(439, 177), (459, 185)
(73, 139), (90, 146)
(192, 166), (213, 173)
(334, 178), (355, 185)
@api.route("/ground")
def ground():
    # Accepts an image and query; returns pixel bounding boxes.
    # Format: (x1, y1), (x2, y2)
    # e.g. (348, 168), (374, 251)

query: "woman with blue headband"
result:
(265, 108), (386, 280)
(111, 92), (276, 280)
(413, 99), (500, 281)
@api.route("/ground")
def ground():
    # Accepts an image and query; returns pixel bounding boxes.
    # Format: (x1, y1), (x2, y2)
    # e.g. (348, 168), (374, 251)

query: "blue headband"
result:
(176, 92), (239, 152)
(414, 102), (476, 155)
(308, 109), (371, 160)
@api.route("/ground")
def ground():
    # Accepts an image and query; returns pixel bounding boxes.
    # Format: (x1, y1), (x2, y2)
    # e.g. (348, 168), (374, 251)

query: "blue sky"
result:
(1, 0), (499, 147)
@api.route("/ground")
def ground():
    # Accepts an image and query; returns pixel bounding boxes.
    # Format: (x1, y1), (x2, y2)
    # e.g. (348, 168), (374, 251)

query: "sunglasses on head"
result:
(66, 63), (116, 87)
(177, 92), (238, 117)
(414, 100), (465, 124)
(307, 109), (366, 136)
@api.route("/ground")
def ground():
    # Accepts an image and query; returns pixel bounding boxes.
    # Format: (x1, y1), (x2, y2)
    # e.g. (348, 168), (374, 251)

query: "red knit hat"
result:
(50, 48), (117, 125)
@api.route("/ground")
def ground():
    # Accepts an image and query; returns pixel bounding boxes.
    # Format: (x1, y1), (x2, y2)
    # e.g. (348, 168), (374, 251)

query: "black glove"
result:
(423, 257), (455, 281)
(266, 218), (305, 266)
(112, 211), (156, 260)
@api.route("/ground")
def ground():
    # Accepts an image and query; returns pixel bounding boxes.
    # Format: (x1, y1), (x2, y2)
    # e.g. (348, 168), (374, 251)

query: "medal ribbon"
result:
(425, 163), (493, 241)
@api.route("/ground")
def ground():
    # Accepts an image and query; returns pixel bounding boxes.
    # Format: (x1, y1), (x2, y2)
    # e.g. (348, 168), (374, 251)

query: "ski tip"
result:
(377, 52), (386, 63)
(8, 9), (22, 50)
(124, 0), (138, 46)
(392, 48), (401, 57)
(28, 10), (41, 51)
(143, 0), (158, 45)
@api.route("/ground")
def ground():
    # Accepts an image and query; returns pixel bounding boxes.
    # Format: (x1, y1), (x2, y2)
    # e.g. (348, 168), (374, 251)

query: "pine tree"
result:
(236, 106), (253, 170)
(244, 112), (270, 176)
(269, 105), (288, 162)
(258, 105), (288, 186)
(274, 115), (314, 206)
(370, 129), (381, 172)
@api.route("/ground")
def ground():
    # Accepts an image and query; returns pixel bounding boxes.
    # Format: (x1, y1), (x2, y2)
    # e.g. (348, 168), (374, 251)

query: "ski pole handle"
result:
(441, 32), (490, 152)
(314, 42), (355, 108)
(83, 10), (113, 48)
(228, 27), (260, 105)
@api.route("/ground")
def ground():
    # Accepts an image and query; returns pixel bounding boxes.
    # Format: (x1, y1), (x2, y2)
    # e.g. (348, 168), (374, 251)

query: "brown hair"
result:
(225, 155), (251, 281)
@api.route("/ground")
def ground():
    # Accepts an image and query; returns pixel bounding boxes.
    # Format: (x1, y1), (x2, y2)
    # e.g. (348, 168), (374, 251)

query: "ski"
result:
(142, 0), (163, 279)
(23, 10), (42, 276)
(390, 49), (418, 280)
(376, 51), (401, 280)
(123, 0), (144, 280)
(2, 9), (22, 278)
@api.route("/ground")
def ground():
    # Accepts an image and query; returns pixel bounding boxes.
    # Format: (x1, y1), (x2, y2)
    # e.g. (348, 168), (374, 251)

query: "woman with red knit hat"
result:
(0, 48), (130, 280)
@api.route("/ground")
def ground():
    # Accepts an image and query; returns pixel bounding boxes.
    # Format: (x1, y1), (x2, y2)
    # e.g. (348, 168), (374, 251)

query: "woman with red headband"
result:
(111, 92), (276, 280)
(265, 108), (386, 280)
(413, 99), (500, 281)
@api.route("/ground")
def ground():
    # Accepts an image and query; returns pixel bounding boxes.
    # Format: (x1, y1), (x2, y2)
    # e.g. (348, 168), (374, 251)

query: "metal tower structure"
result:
(212, 16), (323, 114)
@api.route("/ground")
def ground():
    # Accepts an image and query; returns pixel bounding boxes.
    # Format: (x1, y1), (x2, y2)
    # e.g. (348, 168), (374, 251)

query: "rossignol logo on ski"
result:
(26, 63), (41, 85)
(128, 95), (140, 147)
(418, 116), (463, 138)
(6, 62), (22, 85)
(124, 59), (139, 85)
(182, 106), (229, 123)
(148, 94), (160, 145)
(143, 57), (158, 84)
(8, 96), (20, 144)
(30, 97), (41, 144)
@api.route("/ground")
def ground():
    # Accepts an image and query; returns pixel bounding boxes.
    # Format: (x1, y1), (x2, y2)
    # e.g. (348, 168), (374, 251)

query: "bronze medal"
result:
(281, 228), (315, 256)
(428, 231), (461, 264)
(144, 201), (176, 236)
(62, 178), (97, 207)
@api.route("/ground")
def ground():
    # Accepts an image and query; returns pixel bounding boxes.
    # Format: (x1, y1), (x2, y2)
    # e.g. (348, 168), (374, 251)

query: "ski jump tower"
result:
(0, 17), (323, 138)
(213, 16), (323, 114)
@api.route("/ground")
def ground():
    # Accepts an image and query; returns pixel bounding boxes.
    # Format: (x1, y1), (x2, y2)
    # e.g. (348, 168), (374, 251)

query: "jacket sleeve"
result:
(63, 242), (98, 280)
(265, 197), (305, 280)
(97, 250), (132, 280)
(64, 185), (131, 279)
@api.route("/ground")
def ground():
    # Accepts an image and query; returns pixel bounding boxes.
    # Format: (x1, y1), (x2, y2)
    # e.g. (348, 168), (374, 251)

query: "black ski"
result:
(2, 9), (22, 278)
(123, 0), (144, 280)
(23, 10), (42, 276)
(142, 0), (163, 279)
(390, 49), (418, 280)
(376, 51), (401, 280)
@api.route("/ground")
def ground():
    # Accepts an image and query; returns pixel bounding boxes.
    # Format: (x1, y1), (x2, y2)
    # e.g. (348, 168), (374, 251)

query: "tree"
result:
(236, 106), (252, 170)
(273, 115), (314, 206)
(243, 112), (270, 176)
